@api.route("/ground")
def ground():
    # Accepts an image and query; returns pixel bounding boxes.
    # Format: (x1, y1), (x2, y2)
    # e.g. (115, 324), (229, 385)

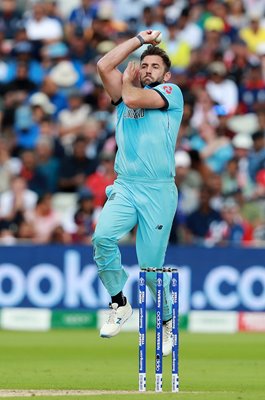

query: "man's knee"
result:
(93, 232), (116, 251)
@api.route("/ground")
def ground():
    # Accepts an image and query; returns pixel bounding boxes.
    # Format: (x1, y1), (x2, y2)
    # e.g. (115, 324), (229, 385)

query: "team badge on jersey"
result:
(162, 86), (172, 94)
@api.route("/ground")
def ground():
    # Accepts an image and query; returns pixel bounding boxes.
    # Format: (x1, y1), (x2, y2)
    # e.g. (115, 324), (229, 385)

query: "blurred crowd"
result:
(0, 0), (265, 247)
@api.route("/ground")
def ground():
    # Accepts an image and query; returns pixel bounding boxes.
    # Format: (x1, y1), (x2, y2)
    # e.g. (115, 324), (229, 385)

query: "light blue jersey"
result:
(114, 83), (183, 180)
(93, 81), (183, 319)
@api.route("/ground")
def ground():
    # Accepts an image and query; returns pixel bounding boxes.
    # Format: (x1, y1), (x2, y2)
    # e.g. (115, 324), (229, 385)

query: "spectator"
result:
(239, 61), (265, 113)
(256, 108), (265, 134)
(40, 76), (68, 119)
(254, 168), (265, 199)
(0, 0), (23, 40)
(15, 220), (35, 242)
(29, 91), (56, 123)
(1, 60), (40, 139)
(7, 40), (45, 85)
(227, 0), (249, 31)
(201, 16), (226, 64)
(35, 135), (60, 193)
(189, 122), (234, 173)
(58, 135), (98, 192)
(38, 117), (65, 159)
(112, 0), (150, 24)
(190, 89), (219, 130)
(160, 20), (191, 71)
(257, 43), (265, 80)
(0, 58), (8, 84)
(0, 138), (21, 193)
(25, 2), (63, 43)
(206, 61), (239, 114)
(68, 26), (98, 65)
(239, 11), (265, 54)
(189, 148), (213, 183)
(3, 61), (37, 95)
(215, 104), (237, 140)
(46, 42), (85, 90)
(231, 133), (255, 200)
(184, 184), (222, 244)
(175, 150), (200, 214)
(13, 92), (55, 152)
(85, 150), (116, 208)
(206, 172), (225, 211)
(225, 38), (249, 87)
(19, 149), (49, 196)
(248, 130), (265, 182)
(242, 0), (265, 16)
(44, 0), (64, 24)
(58, 90), (91, 149)
(83, 116), (107, 161)
(14, 104), (40, 152)
(137, 6), (168, 40)
(170, 150), (200, 244)
(89, 88), (115, 136)
(176, 95), (196, 148)
(66, 0), (98, 37)
(50, 56), (84, 91)
(12, 22), (28, 45)
(0, 175), (37, 232)
(49, 224), (72, 244)
(25, 193), (61, 243)
(206, 197), (253, 246)
(176, 7), (203, 50)
(0, 221), (16, 244)
(71, 187), (97, 243)
(253, 221), (265, 246)
(222, 157), (242, 197)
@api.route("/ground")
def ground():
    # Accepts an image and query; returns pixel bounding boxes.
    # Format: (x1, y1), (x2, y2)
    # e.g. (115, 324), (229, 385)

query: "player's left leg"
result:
(135, 180), (178, 356)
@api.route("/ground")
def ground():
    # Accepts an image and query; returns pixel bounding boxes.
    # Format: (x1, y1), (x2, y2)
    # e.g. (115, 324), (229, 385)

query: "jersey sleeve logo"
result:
(162, 85), (172, 94)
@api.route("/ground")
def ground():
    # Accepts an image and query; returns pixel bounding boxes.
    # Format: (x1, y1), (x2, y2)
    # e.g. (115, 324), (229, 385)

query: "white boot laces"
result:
(106, 303), (118, 324)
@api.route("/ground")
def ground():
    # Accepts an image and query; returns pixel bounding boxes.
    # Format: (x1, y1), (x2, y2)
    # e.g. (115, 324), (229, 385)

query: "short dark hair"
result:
(140, 45), (171, 72)
(252, 130), (264, 141)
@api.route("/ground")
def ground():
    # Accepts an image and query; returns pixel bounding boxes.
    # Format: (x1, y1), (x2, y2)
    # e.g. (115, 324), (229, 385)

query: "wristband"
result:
(136, 34), (145, 46)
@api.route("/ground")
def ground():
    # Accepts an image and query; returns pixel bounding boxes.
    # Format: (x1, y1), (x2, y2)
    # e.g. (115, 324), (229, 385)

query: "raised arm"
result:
(97, 30), (162, 104)
(122, 61), (170, 109)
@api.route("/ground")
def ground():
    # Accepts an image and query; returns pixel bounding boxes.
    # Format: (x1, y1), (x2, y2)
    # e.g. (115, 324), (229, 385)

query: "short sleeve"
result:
(153, 83), (183, 111)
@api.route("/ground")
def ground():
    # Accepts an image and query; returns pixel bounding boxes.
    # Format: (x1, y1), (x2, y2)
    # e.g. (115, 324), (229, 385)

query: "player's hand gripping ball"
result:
(155, 33), (162, 44)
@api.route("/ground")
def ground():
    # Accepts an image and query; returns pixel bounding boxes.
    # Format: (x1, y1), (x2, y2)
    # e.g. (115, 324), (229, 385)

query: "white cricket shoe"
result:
(100, 301), (133, 338)
(163, 319), (172, 357)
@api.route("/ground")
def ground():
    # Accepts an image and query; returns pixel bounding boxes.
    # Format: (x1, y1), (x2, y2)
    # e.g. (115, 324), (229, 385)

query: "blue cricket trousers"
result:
(92, 176), (178, 321)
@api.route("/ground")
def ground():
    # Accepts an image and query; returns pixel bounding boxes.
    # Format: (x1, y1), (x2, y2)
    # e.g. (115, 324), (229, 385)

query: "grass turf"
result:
(0, 329), (264, 399)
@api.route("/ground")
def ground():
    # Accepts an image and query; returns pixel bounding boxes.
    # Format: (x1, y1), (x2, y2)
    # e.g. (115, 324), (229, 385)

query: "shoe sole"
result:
(162, 350), (172, 357)
(100, 309), (133, 338)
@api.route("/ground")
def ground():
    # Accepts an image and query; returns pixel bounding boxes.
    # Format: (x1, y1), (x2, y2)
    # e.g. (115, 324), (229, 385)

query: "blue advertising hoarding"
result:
(0, 245), (264, 312)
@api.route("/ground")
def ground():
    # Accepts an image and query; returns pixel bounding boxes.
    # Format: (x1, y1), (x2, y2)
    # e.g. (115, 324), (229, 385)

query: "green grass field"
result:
(0, 329), (264, 400)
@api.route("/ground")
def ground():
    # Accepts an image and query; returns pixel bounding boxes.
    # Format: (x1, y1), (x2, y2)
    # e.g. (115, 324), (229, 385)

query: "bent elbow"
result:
(123, 96), (138, 109)
(97, 55), (112, 73)
(97, 58), (106, 73)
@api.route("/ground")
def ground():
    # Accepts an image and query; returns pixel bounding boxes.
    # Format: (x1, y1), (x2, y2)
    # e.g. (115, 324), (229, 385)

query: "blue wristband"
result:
(136, 34), (145, 46)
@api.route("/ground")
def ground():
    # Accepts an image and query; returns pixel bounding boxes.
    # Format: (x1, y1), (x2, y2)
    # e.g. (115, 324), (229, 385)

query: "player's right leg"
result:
(135, 180), (178, 355)
(92, 181), (137, 338)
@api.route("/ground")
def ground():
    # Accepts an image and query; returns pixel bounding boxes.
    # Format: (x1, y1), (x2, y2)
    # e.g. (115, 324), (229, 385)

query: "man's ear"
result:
(164, 71), (171, 82)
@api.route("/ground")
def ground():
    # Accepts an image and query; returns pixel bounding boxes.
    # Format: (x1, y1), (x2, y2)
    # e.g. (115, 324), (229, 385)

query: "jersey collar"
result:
(146, 81), (160, 88)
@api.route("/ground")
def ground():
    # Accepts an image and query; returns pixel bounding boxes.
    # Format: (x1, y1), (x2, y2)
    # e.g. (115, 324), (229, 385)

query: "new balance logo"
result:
(116, 318), (122, 324)
(155, 225), (163, 230)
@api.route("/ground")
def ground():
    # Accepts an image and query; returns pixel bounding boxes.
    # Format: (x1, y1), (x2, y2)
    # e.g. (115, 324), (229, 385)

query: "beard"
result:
(140, 74), (164, 87)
